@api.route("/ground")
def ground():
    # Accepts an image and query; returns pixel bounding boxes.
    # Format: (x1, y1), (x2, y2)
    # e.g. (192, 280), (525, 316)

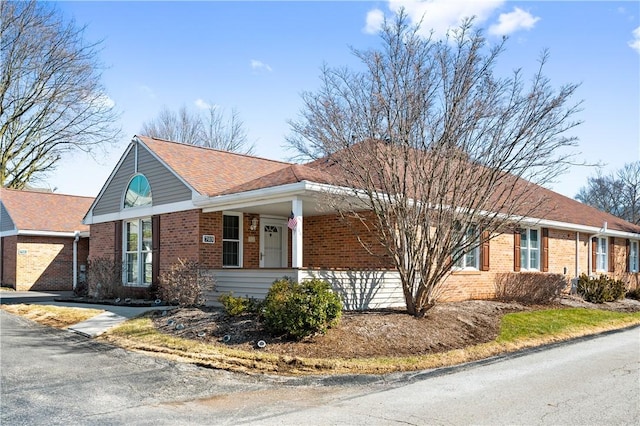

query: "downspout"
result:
(73, 230), (80, 291)
(575, 231), (580, 278)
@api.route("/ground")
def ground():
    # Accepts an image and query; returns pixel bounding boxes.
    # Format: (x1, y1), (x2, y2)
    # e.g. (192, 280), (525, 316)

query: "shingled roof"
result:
(138, 136), (292, 197)
(1, 188), (93, 234)
(135, 136), (639, 235)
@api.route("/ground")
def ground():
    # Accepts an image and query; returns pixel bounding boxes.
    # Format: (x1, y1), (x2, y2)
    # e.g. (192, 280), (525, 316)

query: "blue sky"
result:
(48, 1), (639, 199)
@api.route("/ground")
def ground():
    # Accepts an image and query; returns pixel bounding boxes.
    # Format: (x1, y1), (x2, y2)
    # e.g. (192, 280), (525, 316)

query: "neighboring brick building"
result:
(1, 189), (93, 291)
(83, 135), (640, 309)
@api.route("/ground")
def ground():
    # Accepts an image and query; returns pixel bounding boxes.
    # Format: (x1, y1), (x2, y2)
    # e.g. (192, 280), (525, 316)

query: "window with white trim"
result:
(223, 213), (242, 267)
(124, 174), (152, 208)
(453, 226), (479, 270)
(630, 241), (638, 273)
(520, 228), (540, 270)
(595, 237), (608, 272)
(124, 218), (152, 286)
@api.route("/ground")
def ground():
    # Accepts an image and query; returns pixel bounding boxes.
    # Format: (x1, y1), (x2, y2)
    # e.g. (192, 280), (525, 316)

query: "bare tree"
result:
(0, 0), (120, 189)
(140, 106), (203, 146)
(576, 162), (640, 224)
(141, 104), (254, 154)
(201, 105), (253, 154)
(287, 11), (581, 316)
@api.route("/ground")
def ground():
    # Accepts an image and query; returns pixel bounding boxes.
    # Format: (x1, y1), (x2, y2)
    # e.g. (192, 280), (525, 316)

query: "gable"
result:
(90, 141), (193, 217)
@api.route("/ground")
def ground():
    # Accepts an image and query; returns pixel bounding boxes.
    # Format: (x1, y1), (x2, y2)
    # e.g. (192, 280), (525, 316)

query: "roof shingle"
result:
(1, 188), (93, 233)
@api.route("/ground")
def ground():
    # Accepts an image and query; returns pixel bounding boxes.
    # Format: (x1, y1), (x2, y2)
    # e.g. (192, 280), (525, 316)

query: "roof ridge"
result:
(1, 187), (94, 200)
(138, 134), (293, 166)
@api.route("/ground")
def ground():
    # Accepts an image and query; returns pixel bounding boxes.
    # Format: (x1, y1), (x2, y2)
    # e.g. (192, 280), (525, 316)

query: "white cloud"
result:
(364, 8), (385, 34)
(629, 26), (640, 54)
(194, 99), (211, 110)
(385, 0), (505, 39)
(250, 59), (272, 72)
(488, 7), (540, 36)
(95, 93), (115, 109)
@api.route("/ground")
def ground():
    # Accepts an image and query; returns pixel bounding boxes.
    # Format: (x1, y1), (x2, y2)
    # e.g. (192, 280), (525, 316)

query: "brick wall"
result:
(439, 233), (514, 301)
(303, 213), (393, 269)
(12, 235), (89, 291)
(88, 222), (116, 261)
(159, 210), (200, 274)
(199, 211), (221, 268)
(243, 214), (260, 268)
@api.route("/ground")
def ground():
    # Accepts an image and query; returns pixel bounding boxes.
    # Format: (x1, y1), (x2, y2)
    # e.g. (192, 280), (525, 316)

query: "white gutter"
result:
(0, 230), (90, 238)
(73, 230), (80, 291)
(194, 180), (382, 213)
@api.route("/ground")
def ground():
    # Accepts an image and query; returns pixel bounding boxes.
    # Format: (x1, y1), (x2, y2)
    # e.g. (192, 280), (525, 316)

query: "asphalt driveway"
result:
(0, 310), (276, 425)
(2, 291), (638, 425)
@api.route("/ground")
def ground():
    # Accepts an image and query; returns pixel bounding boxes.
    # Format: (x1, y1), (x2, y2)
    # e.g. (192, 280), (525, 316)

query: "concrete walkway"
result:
(0, 290), (169, 337)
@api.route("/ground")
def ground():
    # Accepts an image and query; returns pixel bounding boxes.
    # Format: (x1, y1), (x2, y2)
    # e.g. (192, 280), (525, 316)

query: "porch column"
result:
(291, 197), (303, 268)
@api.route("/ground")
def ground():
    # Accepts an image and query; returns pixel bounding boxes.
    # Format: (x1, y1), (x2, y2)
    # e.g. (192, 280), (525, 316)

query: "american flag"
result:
(287, 211), (297, 230)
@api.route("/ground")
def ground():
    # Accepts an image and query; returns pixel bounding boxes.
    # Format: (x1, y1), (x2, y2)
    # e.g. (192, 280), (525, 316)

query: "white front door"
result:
(260, 220), (287, 268)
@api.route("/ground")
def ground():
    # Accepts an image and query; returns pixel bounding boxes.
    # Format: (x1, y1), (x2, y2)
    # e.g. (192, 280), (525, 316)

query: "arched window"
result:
(124, 174), (152, 208)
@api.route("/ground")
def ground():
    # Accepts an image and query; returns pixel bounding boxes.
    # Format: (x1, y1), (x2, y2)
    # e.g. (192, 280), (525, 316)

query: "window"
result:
(223, 213), (241, 267)
(630, 241), (638, 273)
(124, 174), (152, 208)
(595, 237), (608, 272)
(124, 218), (152, 286)
(520, 228), (540, 270)
(453, 226), (479, 270)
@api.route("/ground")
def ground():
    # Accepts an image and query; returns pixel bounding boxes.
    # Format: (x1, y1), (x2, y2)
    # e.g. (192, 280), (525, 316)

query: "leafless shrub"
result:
(86, 257), (125, 299)
(495, 272), (568, 304)
(157, 259), (214, 307)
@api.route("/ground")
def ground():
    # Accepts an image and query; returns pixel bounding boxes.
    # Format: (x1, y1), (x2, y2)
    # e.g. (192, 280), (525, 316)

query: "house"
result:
(83, 135), (640, 309)
(0, 189), (93, 291)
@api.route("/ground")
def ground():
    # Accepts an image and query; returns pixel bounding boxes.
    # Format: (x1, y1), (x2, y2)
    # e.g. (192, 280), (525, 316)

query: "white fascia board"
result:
(85, 200), (196, 225)
(10, 230), (83, 238)
(196, 181), (311, 212)
(0, 229), (18, 237)
(494, 212), (640, 239)
(196, 181), (374, 213)
(83, 140), (136, 223)
(521, 217), (640, 239)
(194, 180), (640, 239)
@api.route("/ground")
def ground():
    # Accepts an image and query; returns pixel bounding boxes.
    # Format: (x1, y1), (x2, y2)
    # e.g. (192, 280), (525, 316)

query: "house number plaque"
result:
(202, 235), (215, 244)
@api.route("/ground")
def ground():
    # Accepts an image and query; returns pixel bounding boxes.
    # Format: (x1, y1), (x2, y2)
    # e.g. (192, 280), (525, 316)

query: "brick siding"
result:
(5, 235), (89, 291)
(88, 208), (640, 302)
(303, 213), (393, 269)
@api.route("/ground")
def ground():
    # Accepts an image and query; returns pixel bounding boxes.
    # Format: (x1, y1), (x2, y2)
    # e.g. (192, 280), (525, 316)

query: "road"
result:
(1, 309), (638, 425)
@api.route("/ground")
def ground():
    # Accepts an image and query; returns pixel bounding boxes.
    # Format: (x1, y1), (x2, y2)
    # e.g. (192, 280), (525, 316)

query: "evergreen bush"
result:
(577, 274), (626, 303)
(262, 277), (342, 340)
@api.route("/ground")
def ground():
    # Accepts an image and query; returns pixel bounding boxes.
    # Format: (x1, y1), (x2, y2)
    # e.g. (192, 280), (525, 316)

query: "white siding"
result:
(298, 269), (405, 310)
(207, 268), (405, 310)
(206, 269), (292, 303)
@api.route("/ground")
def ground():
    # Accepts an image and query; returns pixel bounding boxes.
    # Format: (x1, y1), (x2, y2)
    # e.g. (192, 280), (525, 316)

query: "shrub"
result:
(494, 272), (567, 304)
(218, 292), (261, 316)
(626, 287), (640, 301)
(86, 257), (125, 299)
(262, 277), (343, 340)
(577, 274), (627, 303)
(157, 259), (213, 307)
